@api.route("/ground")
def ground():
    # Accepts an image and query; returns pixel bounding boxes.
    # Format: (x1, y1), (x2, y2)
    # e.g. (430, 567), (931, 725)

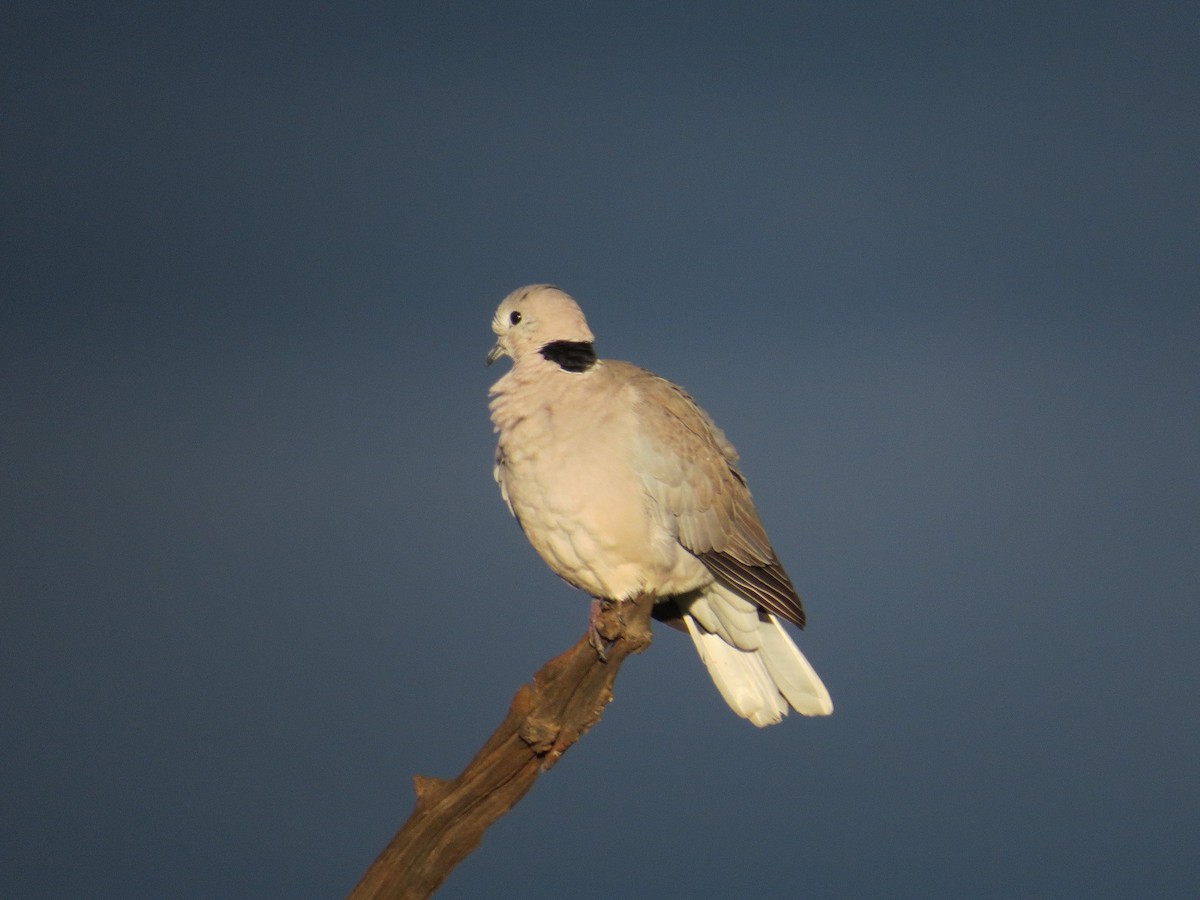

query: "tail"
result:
(681, 584), (833, 726)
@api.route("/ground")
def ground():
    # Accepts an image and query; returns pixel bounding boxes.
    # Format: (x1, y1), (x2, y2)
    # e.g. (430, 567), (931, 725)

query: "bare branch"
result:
(347, 594), (655, 900)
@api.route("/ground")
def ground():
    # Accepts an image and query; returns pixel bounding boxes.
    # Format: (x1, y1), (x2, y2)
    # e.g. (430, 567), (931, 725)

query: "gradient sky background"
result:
(3, 2), (1198, 897)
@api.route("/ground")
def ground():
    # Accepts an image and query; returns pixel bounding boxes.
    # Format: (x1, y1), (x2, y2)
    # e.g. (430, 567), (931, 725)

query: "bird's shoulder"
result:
(603, 362), (742, 471)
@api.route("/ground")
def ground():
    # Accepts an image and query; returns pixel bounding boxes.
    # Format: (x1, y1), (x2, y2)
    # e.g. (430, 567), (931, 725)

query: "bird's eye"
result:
(509, 311), (522, 325)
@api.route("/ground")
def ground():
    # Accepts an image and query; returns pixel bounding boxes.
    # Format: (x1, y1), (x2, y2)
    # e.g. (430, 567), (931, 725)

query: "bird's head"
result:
(487, 284), (595, 368)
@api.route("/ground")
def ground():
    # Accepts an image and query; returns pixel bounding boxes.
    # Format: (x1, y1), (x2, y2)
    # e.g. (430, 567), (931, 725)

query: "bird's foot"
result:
(587, 597), (625, 662)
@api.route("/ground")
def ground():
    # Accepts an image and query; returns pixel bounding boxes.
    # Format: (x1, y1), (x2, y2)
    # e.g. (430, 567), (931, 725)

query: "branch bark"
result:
(346, 594), (655, 900)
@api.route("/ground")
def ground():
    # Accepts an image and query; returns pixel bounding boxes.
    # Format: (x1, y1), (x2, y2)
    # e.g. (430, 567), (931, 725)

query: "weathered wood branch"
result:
(346, 594), (655, 900)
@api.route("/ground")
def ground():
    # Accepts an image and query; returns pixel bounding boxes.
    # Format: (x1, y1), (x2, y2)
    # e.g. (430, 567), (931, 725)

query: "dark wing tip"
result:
(697, 551), (807, 629)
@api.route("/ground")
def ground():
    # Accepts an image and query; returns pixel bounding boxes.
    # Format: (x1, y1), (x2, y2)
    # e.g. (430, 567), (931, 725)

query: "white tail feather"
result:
(757, 616), (834, 716)
(681, 586), (833, 725)
(683, 616), (787, 726)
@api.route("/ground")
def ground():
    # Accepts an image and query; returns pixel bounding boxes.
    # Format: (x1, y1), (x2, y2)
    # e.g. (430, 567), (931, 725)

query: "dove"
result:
(487, 285), (832, 725)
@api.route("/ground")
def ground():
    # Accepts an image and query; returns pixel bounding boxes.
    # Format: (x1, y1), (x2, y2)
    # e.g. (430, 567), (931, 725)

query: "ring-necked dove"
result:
(487, 285), (832, 726)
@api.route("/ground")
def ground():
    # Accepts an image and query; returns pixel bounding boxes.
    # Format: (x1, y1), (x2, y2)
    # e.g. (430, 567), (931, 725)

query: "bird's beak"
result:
(485, 340), (505, 366)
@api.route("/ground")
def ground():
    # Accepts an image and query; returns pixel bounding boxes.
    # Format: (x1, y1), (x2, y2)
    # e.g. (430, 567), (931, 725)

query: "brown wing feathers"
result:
(697, 551), (807, 629)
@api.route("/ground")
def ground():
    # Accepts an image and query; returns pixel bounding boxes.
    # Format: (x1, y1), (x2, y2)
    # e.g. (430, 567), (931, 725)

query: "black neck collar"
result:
(539, 340), (597, 372)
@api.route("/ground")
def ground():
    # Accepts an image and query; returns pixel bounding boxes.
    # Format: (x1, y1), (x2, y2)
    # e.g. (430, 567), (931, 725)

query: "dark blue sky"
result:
(3, 2), (1198, 897)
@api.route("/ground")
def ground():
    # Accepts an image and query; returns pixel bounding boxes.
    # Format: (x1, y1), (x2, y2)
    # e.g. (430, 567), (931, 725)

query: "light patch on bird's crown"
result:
(491, 284), (595, 353)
